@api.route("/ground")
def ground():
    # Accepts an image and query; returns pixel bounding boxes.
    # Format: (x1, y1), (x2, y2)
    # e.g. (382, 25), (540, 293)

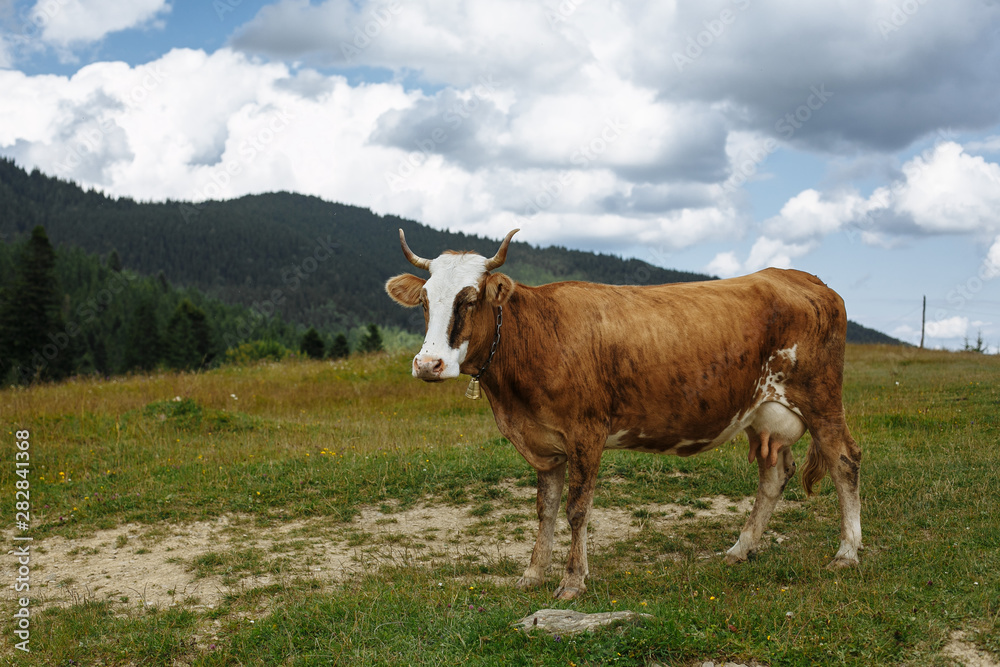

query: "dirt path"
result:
(4, 492), (995, 665)
(3, 493), (756, 610)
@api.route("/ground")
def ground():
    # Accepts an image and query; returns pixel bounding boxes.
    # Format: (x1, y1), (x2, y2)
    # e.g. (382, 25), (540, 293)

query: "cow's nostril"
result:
(432, 359), (445, 374)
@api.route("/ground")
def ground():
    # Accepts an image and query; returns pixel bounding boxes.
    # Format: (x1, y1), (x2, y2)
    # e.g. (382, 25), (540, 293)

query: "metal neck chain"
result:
(474, 305), (503, 380)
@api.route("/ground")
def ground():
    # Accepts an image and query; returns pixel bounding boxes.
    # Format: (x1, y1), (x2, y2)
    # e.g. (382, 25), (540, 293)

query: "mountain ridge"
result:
(0, 158), (905, 345)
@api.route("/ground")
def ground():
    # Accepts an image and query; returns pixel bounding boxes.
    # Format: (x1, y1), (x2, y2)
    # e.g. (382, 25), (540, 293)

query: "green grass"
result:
(2, 346), (1000, 665)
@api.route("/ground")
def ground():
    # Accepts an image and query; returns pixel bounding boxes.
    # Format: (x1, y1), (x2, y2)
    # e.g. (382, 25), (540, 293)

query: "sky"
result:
(1, 0), (999, 349)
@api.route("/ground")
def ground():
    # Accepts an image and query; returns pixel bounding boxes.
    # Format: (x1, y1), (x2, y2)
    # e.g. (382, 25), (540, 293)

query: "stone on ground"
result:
(512, 608), (652, 636)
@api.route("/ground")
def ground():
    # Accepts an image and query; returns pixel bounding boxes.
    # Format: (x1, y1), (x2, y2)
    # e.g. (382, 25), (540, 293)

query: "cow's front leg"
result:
(726, 433), (796, 564)
(516, 460), (566, 589)
(553, 445), (602, 600)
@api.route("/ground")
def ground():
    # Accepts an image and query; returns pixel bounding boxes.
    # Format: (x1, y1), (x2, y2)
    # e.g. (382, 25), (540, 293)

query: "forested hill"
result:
(0, 159), (708, 332)
(0, 159), (905, 344)
(847, 320), (908, 346)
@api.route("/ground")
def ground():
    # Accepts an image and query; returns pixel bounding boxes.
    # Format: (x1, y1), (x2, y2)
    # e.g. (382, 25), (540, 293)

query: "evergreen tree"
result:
(329, 333), (349, 359)
(164, 299), (211, 370)
(0, 285), (7, 380)
(358, 323), (383, 354)
(124, 296), (162, 371)
(84, 332), (109, 377)
(0, 226), (75, 383)
(300, 327), (325, 359)
(106, 249), (122, 272)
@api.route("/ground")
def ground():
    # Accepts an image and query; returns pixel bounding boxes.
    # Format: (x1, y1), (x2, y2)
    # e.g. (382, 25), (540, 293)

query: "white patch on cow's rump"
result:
(751, 345), (804, 418)
(774, 344), (798, 365)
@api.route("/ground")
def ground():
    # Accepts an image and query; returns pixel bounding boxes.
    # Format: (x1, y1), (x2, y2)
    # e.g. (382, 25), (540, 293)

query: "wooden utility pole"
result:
(919, 295), (926, 349)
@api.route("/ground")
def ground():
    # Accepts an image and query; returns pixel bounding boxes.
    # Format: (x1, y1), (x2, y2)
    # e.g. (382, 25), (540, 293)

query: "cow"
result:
(385, 228), (862, 600)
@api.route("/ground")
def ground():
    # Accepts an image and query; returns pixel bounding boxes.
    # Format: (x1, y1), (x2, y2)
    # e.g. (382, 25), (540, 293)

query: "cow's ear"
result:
(484, 273), (515, 306)
(385, 274), (425, 307)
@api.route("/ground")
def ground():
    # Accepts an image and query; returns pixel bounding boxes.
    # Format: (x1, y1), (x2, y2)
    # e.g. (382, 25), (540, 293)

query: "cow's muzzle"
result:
(413, 355), (447, 382)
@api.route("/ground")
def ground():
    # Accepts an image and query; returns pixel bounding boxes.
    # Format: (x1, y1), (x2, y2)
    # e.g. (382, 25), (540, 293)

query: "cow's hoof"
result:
(724, 551), (747, 566)
(825, 556), (859, 570)
(553, 585), (584, 600)
(724, 544), (755, 565)
(515, 574), (543, 589)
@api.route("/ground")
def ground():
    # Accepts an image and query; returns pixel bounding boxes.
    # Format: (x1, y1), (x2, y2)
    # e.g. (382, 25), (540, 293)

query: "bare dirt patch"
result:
(2, 492), (787, 611)
(943, 631), (1000, 667)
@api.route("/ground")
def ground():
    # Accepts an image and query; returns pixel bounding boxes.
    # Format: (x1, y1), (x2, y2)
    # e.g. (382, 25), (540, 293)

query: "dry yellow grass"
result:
(1, 349), (500, 456)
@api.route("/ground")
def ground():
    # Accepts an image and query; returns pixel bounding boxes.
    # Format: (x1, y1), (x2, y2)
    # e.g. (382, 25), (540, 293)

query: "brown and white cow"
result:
(386, 229), (862, 600)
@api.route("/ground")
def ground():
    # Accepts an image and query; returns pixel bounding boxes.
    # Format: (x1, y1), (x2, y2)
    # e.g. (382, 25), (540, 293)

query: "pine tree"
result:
(124, 296), (162, 371)
(164, 299), (212, 370)
(358, 323), (383, 354)
(329, 333), (350, 359)
(106, 249), (122, 272)
(84, 332), (109, 377)
(0, 226), (75, 383)
(0, 285), (7, 380)
(300, 327), (325, 359)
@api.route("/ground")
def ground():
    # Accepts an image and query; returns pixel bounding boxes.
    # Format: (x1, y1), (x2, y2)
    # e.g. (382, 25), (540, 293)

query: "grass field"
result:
(2, 345), (999, 666)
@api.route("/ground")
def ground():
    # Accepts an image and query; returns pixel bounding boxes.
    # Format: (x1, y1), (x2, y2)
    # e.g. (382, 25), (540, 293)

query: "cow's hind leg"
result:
(802, 417), (862, 568)
(516, 460), (566, 589)
(726, 428), (796, 564)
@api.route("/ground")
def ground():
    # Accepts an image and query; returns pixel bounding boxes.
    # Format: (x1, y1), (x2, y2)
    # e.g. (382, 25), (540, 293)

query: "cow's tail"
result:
(800, 438), (827, 496)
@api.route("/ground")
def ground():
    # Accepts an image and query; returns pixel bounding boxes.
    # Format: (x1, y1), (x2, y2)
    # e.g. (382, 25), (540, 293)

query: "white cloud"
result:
(3, 0), (1000, 272)
(0, 47), (740, 252)
(745, 237), (816, 272)
(892, 142), (1000, 235)
(706, 251), (741, 278)
(231, 0), (1000, 156)
(986, 235), (1000, 280)
(0, 49), (409, 203)
(762, 188), (867, 241)
(759, 141), (1000, 250)
(925, 316), (969, 339)
(29, 0), (170, 47)
(966, 135), (1000, 153)
(704, 236), (815, 278)
(891, 324), (919, 343)
(231, 0), (584, 88)
(0, 35), (12, 68)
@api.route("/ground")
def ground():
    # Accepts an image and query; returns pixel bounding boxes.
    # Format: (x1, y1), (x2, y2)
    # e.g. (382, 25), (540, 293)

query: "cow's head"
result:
(385, 229), (518, 381)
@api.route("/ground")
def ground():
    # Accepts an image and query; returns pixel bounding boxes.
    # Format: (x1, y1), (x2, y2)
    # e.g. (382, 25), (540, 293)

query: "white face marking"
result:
(416, 253), (488, 379)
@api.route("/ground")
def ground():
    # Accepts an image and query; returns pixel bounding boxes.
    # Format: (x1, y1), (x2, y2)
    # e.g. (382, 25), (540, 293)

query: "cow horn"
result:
(484, 229), (519, 271)
(399, 229), (432, 270)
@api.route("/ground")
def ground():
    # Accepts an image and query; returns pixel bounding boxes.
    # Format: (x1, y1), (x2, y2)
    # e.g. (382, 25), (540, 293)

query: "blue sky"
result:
(2, 0), (1000, 349)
